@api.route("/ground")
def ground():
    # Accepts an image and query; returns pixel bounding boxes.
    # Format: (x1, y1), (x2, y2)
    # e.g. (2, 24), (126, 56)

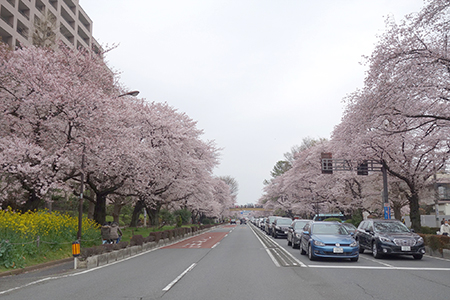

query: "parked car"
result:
(355, 219), (425, 260)
(342, 222), (357, 235)
(300, 221), (359, 261)
(259, 218), (266, 229)
(265, 216), (280, 235)
(313, 213), (346, 222)
(287, 219), (310, 248)
(272, 217), (292, 238)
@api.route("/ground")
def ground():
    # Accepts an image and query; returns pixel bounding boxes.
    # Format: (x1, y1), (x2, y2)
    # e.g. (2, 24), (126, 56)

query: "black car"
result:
(287, 219), (310, 248)
(355, 219), (425, 260)
(272, 217), (292, 238)
(265, 216), (280, 235)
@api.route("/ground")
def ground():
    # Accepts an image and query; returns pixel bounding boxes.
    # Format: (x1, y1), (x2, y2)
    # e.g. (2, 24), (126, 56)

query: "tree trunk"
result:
(147, 206), (160, 226)
(409, 191), (421, 233)
(21, 190), (42, 212)
(112, 202), (123, 223)
(391, 201), (402, 221)
(130, 199), (145, 227)
(93, 192), (108, 225)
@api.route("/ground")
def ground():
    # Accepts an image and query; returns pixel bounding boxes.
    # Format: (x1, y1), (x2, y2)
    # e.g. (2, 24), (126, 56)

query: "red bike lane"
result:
(162, 227), (234, 249)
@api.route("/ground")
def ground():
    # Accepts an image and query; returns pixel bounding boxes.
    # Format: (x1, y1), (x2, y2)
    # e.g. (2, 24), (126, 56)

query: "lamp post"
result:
(76, 90), (140, 241)
(118, 90), (140, 97)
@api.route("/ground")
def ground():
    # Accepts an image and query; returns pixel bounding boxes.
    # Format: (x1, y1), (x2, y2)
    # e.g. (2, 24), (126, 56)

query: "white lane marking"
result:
(266, 249), (281, 267)
(269, 237), (307, 267)
(249, 225), (280, 267)
(360, 255), (394, 267)
(162, 263), (197, 292)
(211, 242), (220, 249)
(308, 265), (450, 271)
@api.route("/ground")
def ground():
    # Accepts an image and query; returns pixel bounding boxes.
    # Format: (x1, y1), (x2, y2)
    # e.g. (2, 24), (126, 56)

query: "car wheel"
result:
(300, 242), (306, 255)
(359, 247), (364, 254)
(350, 256), (359, 262)
(287, 239), (292, 246)
(413, 254), (423, 260)
(372, 241), (382, 259)
(308, 244), (316, 261)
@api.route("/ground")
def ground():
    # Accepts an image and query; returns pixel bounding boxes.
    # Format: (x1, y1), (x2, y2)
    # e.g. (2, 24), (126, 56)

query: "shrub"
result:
(148, 232), (161, 243)
(144, 236), (155, 243)
(323, 218), (342, 222)
(130, 235), (144, 246)
(176, 215), (183, 228)
(419, 226), (439, 235)
(173, 209), (192, 225)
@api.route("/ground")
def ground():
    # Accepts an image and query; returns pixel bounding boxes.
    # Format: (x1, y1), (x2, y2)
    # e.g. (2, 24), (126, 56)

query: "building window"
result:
(18, 0), (30, 20)
(1, 5), (14, 27)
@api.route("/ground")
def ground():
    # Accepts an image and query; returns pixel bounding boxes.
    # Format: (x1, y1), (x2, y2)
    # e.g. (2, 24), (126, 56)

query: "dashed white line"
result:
(162, 263), (197, 292)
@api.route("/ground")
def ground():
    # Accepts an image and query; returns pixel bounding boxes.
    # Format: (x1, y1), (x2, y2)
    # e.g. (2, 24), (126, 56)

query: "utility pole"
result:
(77, 145), (85, 241)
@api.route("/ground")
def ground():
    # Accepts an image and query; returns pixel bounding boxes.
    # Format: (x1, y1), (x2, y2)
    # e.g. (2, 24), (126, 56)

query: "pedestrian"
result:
(440, 220), (450, 236)
(101, 222), (111, 244)
(110, 221), (123, 244)
(441, 218), (446, 225)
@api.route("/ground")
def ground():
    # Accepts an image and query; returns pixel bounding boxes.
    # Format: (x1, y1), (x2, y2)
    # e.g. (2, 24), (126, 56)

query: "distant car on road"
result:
(355, 219), (425, 260)
(300, 221), (359, 262)
(230, 219), (236, 224)
(287, 219), (310, 248)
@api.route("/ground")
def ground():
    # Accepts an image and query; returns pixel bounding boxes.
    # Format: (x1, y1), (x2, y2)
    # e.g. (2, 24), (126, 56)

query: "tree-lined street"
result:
(1, 223), (450, 300)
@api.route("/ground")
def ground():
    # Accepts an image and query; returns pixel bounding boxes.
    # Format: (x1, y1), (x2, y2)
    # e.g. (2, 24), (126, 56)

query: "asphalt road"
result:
(1, 224), (450, 300)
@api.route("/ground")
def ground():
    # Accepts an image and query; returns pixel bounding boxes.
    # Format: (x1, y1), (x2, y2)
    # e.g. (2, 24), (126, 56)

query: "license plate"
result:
(401, 246), (411, 251)
(333, 247), (343, 253)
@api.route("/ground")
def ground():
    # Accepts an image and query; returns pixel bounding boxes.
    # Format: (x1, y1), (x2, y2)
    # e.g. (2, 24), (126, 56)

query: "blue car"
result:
(300, 221), (359, 262)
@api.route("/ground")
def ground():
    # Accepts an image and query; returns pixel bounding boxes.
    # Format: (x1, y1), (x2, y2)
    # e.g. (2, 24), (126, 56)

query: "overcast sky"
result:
(80, 0), (425, 206)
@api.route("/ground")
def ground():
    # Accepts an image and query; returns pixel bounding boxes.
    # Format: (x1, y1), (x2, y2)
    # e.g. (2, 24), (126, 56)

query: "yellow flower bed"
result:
(0, 208), (100, 269)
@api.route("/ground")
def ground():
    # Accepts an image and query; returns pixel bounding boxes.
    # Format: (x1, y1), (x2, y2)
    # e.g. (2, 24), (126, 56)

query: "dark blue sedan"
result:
(300, 221), (359, 261)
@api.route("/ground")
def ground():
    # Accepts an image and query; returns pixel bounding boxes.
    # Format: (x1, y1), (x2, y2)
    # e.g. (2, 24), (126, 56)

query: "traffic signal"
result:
(321, 153), (333, 174)
(357, 161), (368, 175)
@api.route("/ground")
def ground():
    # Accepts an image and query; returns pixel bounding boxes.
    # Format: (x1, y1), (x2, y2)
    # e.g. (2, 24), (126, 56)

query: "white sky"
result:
(80, 0), (425, 206)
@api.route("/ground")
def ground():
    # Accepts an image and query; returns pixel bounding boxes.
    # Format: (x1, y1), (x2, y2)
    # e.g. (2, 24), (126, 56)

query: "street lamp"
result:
(118, 90), (140, 97)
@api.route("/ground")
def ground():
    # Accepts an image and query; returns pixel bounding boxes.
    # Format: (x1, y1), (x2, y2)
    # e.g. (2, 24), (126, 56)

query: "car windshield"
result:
(343, 223), (356, 230)
(294, 221), (308, 230)
(374, 222), (410, 233)
(312, 223), (348, 235)
(277, 219), (292, 225)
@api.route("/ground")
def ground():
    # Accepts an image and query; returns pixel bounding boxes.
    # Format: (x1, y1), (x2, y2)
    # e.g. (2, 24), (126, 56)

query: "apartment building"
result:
(0, 0), (100, 53)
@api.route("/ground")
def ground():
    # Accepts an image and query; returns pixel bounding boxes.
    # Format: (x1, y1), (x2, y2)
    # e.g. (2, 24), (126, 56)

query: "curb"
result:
(0, 257), (73, 278)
